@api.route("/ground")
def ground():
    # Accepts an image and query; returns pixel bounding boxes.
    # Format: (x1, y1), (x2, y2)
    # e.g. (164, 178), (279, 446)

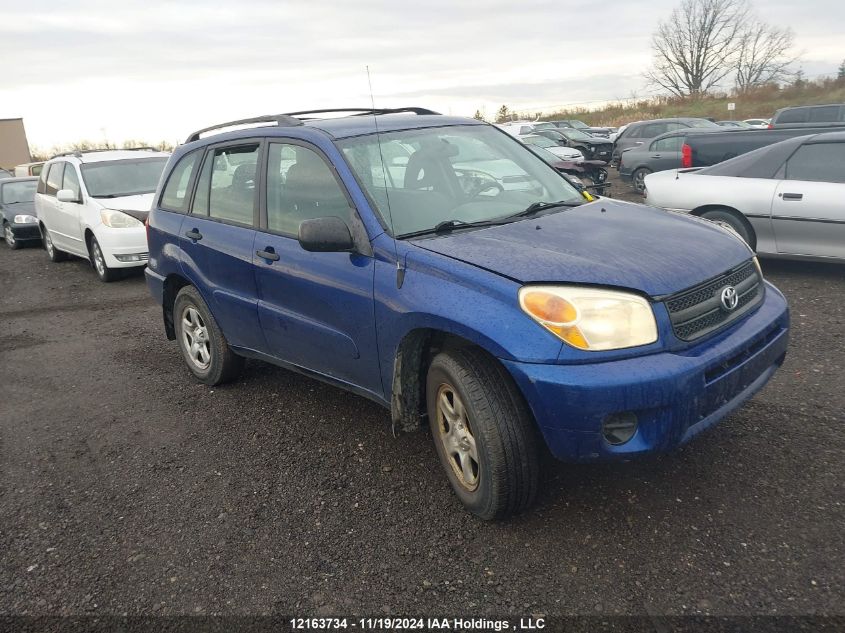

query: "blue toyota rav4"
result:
(146, 107), (789, 520)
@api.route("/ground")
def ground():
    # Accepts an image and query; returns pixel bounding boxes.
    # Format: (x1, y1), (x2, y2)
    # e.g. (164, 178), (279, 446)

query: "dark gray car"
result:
(532, 128), (613, 162)
(612, 117), (719, 165)
(618, 128), (723, 191)
(771, 103), (845, 128)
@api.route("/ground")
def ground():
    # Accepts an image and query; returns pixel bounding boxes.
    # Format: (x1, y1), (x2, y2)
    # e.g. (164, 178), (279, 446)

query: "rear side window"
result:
(785, 143), (845, 184)
(777, 108), (808, 124)
(651, 136), (683, 152)
(161, 150), (200, 212)
(45, 162), (65, 196)
(265, 143), (351, 236)
(807, 106), (841, 123)
(62, 165), (81, 199)
(207, 144), (259, 225)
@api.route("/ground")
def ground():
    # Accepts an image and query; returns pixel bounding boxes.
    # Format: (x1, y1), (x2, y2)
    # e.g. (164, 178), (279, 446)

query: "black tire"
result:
(4, 222), (21, 250)
(632, 167), (651, 193)
(426, 348), (540, 520)
(700, 208), (756, 249)
(173, 285), (244, 385)
(89, 236), (120, 282)
(42, 226), (67, 262)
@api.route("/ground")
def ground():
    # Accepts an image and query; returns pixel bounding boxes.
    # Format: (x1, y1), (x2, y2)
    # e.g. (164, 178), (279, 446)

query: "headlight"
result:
(13, 214), (38, 224)
(100, 209), (143, 228)
(518, 285), (658, 351)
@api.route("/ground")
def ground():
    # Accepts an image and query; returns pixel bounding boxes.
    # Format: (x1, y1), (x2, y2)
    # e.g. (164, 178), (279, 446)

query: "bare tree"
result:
(647, 0), (749, 96)
(734, 22), (795, 91)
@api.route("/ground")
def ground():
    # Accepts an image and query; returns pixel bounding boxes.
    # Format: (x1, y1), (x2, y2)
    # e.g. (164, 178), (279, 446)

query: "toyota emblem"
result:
(720, 286), (739, 311)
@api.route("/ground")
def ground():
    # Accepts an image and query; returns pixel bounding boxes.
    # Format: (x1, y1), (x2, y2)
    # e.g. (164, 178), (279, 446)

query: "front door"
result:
(178, 142), (265, 352)
(253, 140), (380, 396)
(771, 141), (845, 259)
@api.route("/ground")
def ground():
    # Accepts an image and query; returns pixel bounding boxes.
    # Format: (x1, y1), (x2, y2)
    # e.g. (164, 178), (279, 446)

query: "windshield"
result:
(563, 129), (595, 141)
(532, 122), (556, 130)
(522, 135), (556, 148)
(80, 157), (168, 198)
(570, 120), (589, 129)
(687, 119), (720, 129)
(337, 125), (583, 237)
(1, 180), (37, 204)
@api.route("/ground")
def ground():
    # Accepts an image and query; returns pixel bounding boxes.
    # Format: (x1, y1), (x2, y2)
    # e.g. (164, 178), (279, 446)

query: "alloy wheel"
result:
(45, 231), (54, 256)
(4, 225), (14, 247)
(435, 384), (480, 491)
(181, 305), (212, 370)
(92, 242), (106, 277)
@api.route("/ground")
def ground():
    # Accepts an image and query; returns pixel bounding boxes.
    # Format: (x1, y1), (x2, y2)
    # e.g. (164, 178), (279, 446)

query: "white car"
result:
(743, 118), (771, 129)
(35, 149), (170, 281)
(495, 120), (557, 136)
(517, 134), (584, 162)
(643, 131), (845, 261)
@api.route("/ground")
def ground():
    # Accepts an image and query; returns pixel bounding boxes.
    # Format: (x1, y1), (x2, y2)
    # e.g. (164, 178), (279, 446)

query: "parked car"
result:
(35, 148), (170, 281)
(644, 131), (845, 261)
(549, 120), (614, 138)
(0, 169), (12, 180)
(681, 125), (845, 168)
(526, 145), (610, 195)
(518, 134), (584, 161)
(771, 103), (845, 128)
(609, 124), (627, 143)
(532, 128), (613, 162)
(743, 119), (771, 129)
(716, 120), (753, 128)
(612, 118), (720, 165)
(1, 177), (40, 249)
(619, 128), (723, 191)
(495, 121), (548, 136)
(146, 107), (789, 520)
(14, 161), (45, 177)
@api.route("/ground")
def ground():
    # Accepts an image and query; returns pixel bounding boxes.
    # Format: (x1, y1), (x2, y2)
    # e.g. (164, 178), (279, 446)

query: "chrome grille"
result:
(665, 260), (763, 341)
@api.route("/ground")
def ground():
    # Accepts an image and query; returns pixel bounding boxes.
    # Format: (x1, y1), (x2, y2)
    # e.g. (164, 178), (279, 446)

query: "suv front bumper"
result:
(502, 282), (789, 462)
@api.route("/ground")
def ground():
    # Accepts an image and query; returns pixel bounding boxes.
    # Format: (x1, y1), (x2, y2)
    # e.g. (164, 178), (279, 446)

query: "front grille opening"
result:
(665, 260), (764, 342)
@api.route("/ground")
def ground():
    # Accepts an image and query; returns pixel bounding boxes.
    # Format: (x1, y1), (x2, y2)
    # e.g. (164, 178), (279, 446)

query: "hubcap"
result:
(5, 225), (14, 246)
(93, 242), (105, 276)
(181, 305), (211, 370)
(435, 384), (480, 491)
(45, 231), (54, 255)
(635, 170), (647, 192)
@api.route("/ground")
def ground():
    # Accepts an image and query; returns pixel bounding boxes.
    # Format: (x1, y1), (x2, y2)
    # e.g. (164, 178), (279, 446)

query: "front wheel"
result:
(632, 167), (651, 193)
(173, 285), (244, 385)
(426, 348), (540, 520)
(4, 223), (21, 250)
(700, 208), (755, 249)
(90, 237), (119, 282)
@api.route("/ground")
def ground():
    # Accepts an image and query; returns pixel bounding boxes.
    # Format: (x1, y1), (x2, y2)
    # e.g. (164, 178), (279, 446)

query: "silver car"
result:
(643, 131), (845, 262)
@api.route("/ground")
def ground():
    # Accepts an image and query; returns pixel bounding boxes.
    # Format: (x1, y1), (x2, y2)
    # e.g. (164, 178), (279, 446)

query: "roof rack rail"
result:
(50, 147), (160, 159)
(184, 107), (441, 142)
(185, 115), (304, 143)
(282, 107), (440, 119)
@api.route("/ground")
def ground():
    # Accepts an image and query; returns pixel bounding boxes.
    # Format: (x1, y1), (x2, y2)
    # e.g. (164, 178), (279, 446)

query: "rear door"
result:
(252, 140), (380, 395)
(770, 141), (845, 258)
(179, 141), (265, 352)
(647, 135), (684, 172)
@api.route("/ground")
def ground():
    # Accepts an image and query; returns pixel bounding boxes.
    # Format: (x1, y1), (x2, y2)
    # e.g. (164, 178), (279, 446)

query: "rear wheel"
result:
(4, 222), (21, 250)
(89, 236), (119, 282)
(173, 285), (244, 385)
(426, 348), (540, 520)
(42, 226), (67, 262)
(700, 208), (755, 249)
(632, 167), (651, 193)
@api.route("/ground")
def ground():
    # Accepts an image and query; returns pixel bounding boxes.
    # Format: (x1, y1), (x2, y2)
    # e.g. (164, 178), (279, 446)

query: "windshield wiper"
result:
(514, 199), (583, 218)
(92, 190), (154, 199)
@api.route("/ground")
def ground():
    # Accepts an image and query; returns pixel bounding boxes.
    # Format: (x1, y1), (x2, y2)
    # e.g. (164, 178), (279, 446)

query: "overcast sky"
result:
(2, 0), (843, 150)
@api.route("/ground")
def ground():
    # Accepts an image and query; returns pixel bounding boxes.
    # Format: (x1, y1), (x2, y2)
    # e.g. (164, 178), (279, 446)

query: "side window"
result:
(206, 144), (260, 225)
(37, 164), (49, 194)
(777, 108), (807, 124)
(651, 136), (683, 152)
(625, 126), (643, 139)
(266, 143), (351, 236)
(62, 165), (81, 199)
(784, 143), (845, 184)
(161, 150), (200, 212)
(665, 122), (685, 132)
(45, 162), (65, 196)
(807, 106), (840, 123)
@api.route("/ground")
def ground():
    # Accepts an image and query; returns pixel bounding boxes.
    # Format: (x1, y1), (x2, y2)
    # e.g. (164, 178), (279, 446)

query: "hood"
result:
(4, 201), (35, 217)
(412, 200), (752, 297)
(548, 146), (583, 159)
(101, 193), (154, 221)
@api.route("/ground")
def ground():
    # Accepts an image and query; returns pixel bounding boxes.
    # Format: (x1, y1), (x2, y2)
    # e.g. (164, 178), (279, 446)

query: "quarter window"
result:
(785, 143), (845, 184)
(45, 162), (65, 196)
(161, 150), (200, 212)
(266, 143), (351, 236)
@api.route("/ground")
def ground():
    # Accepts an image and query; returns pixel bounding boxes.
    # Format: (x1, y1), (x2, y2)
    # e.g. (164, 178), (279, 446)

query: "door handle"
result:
(651, 154), (662, 159)
(256, 248), (280, 261)
(184, 229), (203, 241)
(781, 192), (803, 201)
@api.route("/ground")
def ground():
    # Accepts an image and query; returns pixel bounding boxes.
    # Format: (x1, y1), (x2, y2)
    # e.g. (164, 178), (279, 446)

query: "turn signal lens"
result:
(519, 285), (658, 351)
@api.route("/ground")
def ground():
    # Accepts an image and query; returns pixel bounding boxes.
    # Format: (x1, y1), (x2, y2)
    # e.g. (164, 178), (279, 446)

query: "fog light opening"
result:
(602, 412), (639, 446)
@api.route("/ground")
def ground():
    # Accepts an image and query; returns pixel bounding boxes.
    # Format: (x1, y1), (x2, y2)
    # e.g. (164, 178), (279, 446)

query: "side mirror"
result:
(56, 189), (79, 203)
(298, 216), (355, 253)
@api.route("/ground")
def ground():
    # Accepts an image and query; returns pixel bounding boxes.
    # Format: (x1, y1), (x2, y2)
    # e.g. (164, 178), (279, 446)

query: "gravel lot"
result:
(1, 184), (843, 623)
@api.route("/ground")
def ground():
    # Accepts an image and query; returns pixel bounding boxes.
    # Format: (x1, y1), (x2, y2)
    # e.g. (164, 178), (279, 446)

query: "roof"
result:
(805, 130), (845, 143)
(305, 114), (482, 139)
(50, 149), (170, 164)
(0, 176), (38, 184)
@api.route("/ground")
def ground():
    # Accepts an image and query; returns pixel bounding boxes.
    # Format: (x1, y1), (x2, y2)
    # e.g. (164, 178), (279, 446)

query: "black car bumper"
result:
(10, 224), (41, 241)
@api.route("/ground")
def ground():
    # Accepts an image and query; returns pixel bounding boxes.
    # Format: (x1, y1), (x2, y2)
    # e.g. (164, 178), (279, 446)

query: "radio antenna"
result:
(366, 66), (404, 292)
